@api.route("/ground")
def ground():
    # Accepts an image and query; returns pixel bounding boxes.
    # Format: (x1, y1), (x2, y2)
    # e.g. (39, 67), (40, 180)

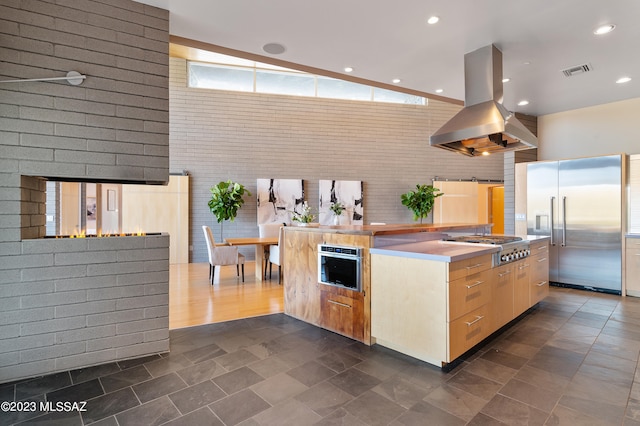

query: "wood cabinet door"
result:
(283, 229), (323, 323)
(320, 287), (364, 342)
(513, 259), (531, 316)
(626, 238), (640, 296)
(492, 263), (514, 328)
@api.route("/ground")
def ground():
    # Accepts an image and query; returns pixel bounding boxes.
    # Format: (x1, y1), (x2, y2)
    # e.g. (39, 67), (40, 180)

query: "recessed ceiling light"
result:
(435, 89), (443, 93)
(481, 151), (490, 156)
(502, 78), (511, 83)
(616, 76), (632, 84)
(344, 67), (354, 73)
(518, 100), (530, 106)
(594, 24), (616, 35)
(262, 43), (286, 55)
(427, 16), (439, 25)
(392, 78), (401, 84)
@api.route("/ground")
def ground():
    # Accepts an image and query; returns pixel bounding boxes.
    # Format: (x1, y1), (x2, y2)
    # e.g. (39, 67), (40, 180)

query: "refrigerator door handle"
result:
(550, 196), (555, 246)
(562, 196), (567, 247)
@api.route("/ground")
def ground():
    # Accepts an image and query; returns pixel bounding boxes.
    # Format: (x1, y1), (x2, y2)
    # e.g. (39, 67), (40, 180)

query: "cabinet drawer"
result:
(320, 290), (364, 342)
(449, 304), (490, 360)
(449, 269), (491, 321)
(530, 254), (549, 284)
(449, 254), (492, 281)
(530, 278), (549, 305)
(530, 240), (549, 256)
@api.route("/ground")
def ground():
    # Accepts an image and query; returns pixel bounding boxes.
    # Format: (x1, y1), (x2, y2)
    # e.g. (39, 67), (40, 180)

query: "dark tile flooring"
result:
(4, 287), (640, 425)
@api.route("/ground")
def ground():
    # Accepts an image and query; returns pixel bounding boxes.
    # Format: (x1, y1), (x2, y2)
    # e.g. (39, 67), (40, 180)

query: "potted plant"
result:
(401, 184), (443, 224)
(291, 201), (316, 226)
(208, 180), (251, 241)
(329, 201), (345, 225)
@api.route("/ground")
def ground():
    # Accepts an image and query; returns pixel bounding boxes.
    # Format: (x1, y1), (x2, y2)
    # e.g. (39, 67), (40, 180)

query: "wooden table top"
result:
(225, 237), (278, 246)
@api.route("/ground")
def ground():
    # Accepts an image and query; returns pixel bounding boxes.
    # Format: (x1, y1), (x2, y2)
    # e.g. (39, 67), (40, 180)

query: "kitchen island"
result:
(283, 222), (549, 369)
(282, 223), (494, 345)
(370, 235), (550, 368)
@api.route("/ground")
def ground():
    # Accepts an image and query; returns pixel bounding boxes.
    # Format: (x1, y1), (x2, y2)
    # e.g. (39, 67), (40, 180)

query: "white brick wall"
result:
(169, 58), (507, 262)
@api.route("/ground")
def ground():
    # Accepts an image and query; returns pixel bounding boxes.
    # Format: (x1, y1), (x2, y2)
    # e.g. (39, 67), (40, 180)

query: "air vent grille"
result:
(562, 63), (592, 77)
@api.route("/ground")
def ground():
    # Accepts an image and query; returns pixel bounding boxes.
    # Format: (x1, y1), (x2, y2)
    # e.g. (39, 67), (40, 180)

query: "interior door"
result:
(432, 181), (478, 224)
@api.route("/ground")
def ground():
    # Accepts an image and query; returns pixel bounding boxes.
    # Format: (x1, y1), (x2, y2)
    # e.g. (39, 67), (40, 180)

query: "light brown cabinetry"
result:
(283, 228), (371, 344)
(320, 285), (365, 342)
(448, 258), (492, 359)
(492, 263), (514, 329)
(626, 238), (640, 296)
(529, 240), (550, 305)
(513, 259), (531, 316)
(371, 239), (550, 368)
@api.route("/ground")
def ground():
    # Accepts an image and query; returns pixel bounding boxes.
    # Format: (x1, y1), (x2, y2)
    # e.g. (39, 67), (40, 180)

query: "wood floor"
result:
(169, 261), (284, 329)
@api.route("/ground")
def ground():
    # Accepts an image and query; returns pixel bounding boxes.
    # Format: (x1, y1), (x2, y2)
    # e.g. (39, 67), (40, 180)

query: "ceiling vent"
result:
(562, 63), (592, 77)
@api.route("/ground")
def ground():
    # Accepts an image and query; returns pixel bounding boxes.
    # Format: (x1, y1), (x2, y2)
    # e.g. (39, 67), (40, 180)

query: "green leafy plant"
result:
(329, 201), (345, 216)
(401, 184), (443, 224)
(208, 180), (251, 240)
(291, 201), (316, 224)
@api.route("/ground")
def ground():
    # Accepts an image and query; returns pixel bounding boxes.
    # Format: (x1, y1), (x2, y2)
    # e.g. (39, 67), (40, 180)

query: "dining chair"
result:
(258, 223), (282, 279)
(268, 225), (285, 283)
(202, 225), (245, 284)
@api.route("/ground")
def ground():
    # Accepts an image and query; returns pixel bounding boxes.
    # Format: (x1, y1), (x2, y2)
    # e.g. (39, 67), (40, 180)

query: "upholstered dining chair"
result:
(258, 223), (282, 279)
(202, 225), (245, 284)
(267, 224), (285, 283)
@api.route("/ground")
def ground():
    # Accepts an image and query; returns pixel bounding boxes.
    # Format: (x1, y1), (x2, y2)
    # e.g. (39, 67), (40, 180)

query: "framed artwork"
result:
(319, 180), (364, 225)
(257, 178), (304, 224)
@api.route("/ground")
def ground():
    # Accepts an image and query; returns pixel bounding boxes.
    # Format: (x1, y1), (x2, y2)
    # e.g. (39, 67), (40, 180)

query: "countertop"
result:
(285, 222), (493, 236)
(370, 235), (550, 263)
(370, 240), (499, 262)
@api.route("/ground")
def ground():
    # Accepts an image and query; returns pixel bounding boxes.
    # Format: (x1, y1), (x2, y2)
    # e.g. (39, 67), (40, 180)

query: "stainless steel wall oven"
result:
(318, 244), (362, 291)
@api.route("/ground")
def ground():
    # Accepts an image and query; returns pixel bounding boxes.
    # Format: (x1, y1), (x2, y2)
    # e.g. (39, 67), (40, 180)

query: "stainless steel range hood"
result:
(430, 44), (538, 156)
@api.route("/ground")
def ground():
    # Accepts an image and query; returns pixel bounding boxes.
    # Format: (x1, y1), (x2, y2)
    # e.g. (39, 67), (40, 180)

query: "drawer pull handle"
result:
(465, 315), (484, 326)
(519, 263), (529, 270)
(537, 246), (547, 250)
(498, 270), (511, 277)
(466, 281), (483, 289)
(536, 281), (548, 287)
(327, 300), (351, 309)
(466, 263), (483, 270)
(537, 257), (547, 262)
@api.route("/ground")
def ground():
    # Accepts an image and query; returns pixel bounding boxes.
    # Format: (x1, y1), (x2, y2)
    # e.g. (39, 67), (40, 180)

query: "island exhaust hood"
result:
(430, 44), (538, 156)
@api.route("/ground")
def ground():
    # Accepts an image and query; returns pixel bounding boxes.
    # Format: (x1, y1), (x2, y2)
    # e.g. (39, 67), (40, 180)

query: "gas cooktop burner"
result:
(443, 234), (530, 265)
(443, 235), (522, 245)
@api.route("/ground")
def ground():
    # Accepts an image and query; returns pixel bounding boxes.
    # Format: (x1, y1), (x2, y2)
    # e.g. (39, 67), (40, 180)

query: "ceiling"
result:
(136, 0), (640, 116)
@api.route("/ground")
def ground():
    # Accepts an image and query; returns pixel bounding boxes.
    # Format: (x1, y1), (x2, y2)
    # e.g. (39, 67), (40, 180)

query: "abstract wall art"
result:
(319, 180), (364, 225)
(257, 178), (304, 225)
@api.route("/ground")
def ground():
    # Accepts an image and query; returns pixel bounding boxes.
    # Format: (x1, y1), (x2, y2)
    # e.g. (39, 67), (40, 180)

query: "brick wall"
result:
(169, 58), (507, 262)
(0, 0), (169, 185)
(0, 234), (169, 382)
(0, 0), (170, 383)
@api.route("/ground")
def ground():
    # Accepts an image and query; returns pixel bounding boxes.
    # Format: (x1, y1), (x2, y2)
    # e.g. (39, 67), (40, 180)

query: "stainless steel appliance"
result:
(443, 235), (530, 266)
(430, 44), (538, 156)
(318, 244), (362, 291)
(526, 154), (624, 294)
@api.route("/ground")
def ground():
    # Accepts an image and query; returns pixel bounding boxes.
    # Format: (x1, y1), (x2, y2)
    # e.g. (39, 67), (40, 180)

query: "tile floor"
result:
(3, 286), (640, 425)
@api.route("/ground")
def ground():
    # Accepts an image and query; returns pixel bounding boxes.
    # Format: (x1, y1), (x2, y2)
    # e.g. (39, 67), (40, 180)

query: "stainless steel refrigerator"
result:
(526, 154), (624, 294)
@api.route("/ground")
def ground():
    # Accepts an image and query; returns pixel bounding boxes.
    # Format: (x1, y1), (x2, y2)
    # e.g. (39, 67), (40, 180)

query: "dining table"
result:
(224, 236), (279, 281)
